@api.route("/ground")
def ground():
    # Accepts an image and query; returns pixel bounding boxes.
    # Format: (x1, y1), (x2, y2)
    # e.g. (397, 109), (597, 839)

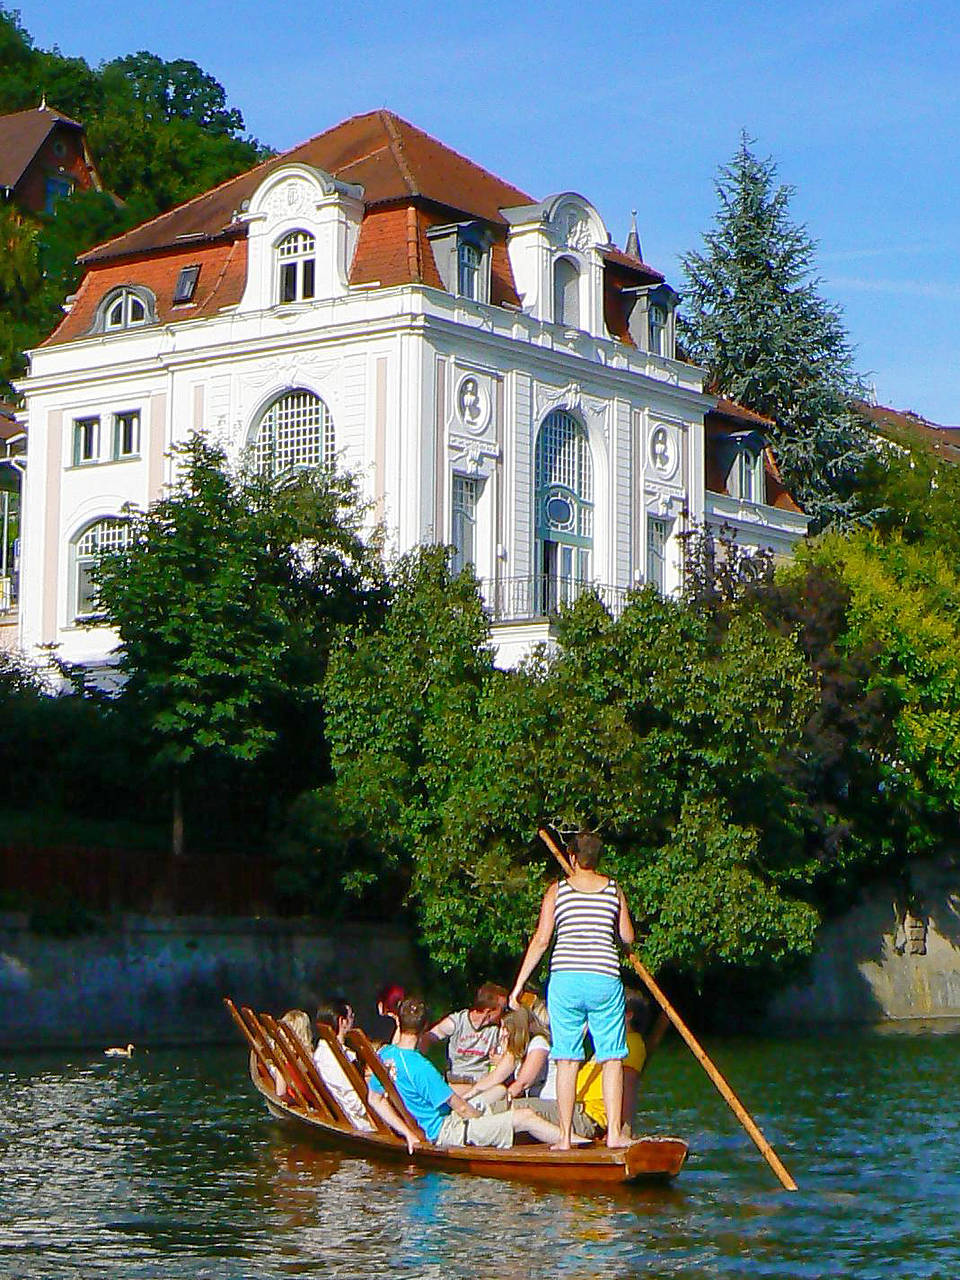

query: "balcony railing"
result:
(480, 575), (631, 623)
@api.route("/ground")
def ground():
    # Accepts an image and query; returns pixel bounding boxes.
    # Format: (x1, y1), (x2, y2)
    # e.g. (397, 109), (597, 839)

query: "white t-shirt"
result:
(313, 1040), (372, 1131)
(525, 1034), (551, 1095)
(536, 1050), (558, 1101)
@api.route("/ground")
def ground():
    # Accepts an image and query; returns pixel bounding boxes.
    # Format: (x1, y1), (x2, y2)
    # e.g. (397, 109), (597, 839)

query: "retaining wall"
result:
(767, 862), (960, 1024)
(0, 913), (419, 1050)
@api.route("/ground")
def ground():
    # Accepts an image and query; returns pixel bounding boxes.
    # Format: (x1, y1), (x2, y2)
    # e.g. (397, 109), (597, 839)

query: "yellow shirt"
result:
(576, 1031), (647, 1128)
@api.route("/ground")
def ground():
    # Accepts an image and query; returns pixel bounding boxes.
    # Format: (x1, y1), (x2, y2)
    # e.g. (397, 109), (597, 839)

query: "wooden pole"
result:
(537, 827), (798, 1192)
(345, 1028), (428, 1144)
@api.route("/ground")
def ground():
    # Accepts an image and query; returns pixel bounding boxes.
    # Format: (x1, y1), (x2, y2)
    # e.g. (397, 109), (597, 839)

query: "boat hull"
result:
(254, 1064), (687, 1187)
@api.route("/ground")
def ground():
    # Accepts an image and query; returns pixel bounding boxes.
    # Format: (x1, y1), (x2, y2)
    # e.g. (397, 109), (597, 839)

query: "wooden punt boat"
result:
(226, 998), (688, 1188)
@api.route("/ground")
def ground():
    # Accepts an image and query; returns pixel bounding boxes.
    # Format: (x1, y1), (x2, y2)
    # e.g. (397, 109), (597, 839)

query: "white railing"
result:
(481, 575), (631, 623)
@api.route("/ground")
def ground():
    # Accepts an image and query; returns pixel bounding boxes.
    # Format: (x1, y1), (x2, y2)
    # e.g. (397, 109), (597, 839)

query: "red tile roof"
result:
(853, 399), (960, 461)
(710, 396), (775, 429)
(81, 110), (535, 265)
(0, 104), (83, 190)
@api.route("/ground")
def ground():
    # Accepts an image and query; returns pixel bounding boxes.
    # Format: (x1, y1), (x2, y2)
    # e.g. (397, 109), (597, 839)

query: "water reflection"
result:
(0, 1028), (958, 1277)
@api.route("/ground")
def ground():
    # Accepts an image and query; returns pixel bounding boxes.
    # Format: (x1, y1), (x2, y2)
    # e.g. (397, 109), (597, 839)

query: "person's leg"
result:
(553, 1058), (580, 1150)
(600, 1058), (629, 1148)
(511, 1105), (589, 1147)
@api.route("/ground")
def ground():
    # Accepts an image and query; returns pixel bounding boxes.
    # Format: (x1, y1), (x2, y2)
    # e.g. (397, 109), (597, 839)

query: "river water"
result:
(1, 1022), (957, 1279)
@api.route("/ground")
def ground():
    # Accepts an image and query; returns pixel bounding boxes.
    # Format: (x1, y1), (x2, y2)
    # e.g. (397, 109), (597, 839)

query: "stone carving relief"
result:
(648, 424), (680, 481)
(268, 179), (309, 220)
(456, 374), (490, 433)
(535, 381), (609, 444)
(448, 433), (499, 478)
(565, 211), (592, 251)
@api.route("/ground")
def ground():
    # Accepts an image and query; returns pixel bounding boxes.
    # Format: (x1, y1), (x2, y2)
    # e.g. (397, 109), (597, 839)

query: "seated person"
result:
(376, 982), (406, 1046)
(375, 996), (581, 1149)
(420, 982), (507, 1091)
(576, 993), (649, 1137)
(270, 1008), (314, 1103)
(313, 997), (421, 1154)
(463, 1007), (549, 1108)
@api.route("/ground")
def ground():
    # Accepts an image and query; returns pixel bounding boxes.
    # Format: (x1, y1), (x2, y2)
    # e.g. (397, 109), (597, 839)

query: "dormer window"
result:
(427, 221), (492, 303)
(457, 241), (482, 300)
(105, 290), (147, 330)
(553, 257), (581, 328)
(173, 265), (201, 304)
(277, 231), (316, 304)
(648, 304), (667, 355)
(718, 431), (767, 503)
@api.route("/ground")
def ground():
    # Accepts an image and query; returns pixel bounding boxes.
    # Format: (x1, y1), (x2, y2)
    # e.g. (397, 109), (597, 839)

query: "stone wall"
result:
(0, 913), (419, 1050)
(767, 862), (960, 1025)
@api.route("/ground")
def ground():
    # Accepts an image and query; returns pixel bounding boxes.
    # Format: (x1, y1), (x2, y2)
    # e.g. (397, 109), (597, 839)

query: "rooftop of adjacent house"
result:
(853, 399), (960, 463)
(77, 108), (662, 281)
(0, 402), (25, 445)
(0, 103), (83, 191)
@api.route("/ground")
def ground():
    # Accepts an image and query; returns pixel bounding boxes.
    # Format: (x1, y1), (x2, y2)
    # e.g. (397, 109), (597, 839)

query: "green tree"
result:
(0, 202), (43, 397)
(326, 556), (820, 987)
(99, 52), (245, 135)
(681, 136), (871, 531)
(95, 434), (385, 858)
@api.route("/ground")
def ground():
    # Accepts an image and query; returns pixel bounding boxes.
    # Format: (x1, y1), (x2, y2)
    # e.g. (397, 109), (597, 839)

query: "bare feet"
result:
(550, 1140), (572, 1151)
(606, 1136), (632, 1149)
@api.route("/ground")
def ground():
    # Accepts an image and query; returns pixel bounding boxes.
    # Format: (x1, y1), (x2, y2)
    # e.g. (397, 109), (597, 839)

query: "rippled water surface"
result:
(1, 1023), (958, 1279)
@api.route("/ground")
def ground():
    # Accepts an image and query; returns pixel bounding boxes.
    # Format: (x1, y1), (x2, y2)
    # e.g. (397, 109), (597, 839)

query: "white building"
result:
(17, 110), (807, 674)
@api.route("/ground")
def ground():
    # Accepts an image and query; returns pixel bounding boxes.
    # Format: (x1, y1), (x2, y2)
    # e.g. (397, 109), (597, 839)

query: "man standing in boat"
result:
(509, 831), (635, 1151)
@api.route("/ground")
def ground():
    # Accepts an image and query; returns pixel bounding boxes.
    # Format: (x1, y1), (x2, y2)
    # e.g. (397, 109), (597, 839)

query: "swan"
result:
(104, 1043), (135, 1058)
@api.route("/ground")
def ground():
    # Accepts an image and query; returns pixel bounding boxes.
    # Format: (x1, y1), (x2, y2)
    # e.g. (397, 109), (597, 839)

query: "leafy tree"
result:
(326, 556), (821, 987)
(681, 135), (872, 531)
(95, 434), (385, 857)
(99, 52), (245, 135)
(0, 202), (43, 396)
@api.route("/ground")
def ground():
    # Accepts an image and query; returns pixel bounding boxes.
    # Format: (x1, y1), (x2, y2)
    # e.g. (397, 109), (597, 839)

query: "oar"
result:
(537, 826), (798, 1192)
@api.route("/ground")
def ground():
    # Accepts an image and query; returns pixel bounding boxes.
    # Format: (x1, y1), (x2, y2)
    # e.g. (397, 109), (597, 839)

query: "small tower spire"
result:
(39, 93), (47, 111)
(624, 210), (641, 261)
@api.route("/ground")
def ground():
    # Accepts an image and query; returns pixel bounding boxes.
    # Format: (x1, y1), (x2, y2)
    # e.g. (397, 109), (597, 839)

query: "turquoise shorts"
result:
(547, 970), (627, 1062)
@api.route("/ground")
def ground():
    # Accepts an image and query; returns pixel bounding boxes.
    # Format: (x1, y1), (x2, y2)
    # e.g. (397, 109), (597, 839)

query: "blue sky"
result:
(18, 0), (960, 422)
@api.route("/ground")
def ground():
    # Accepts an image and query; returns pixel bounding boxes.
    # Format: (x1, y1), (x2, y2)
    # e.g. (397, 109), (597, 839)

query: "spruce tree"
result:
(681, 136), (871, 530)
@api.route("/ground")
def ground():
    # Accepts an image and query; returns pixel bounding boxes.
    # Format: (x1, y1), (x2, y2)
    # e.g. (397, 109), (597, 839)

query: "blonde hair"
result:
(280, 1009), (313, 1049)
(499, 1009), (529, 1061)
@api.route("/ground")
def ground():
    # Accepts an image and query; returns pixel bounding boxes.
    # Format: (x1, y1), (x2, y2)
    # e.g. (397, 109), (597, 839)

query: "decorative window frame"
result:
(426, 220), (494, 303)
(274, 229), (317, 305)
(72, 415), (100, 466)
(70, 516), (131, 622)
(552, 255), (582, 329)
(89, 285), (158, 335)
(248, 387), (336, 478)
(111, 410), (141, 461)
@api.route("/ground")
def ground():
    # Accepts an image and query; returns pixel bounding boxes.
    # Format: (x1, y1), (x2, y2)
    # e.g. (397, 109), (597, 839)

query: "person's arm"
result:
(617, 885), (635, 948)
(419, 1013), (455, 1055)
(506, 1044), (549, 1100)
(367, 1090), (422, 1155)
(463, 1051), (517, 1100)
(447, 1092), (482, 1121)
(509, 884), (558, 1007)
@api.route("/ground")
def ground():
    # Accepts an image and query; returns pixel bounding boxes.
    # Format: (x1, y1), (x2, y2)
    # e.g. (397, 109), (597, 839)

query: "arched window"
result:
(95, 287), (155, 333)
(553, 257), (580, 328)
(276, 231), (316, 303)
(253, 390), (335, 476)
(648, 303), (667, 355)
(72, 517), (131, 620)
(534, 410), (593, 612)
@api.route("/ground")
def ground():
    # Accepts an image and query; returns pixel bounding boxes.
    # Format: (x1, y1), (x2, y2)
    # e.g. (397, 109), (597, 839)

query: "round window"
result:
(546, 495), (574, 527)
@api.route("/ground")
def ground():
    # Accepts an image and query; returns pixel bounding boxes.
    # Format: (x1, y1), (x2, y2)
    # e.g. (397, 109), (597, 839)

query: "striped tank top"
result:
(550, 878), (621, 978)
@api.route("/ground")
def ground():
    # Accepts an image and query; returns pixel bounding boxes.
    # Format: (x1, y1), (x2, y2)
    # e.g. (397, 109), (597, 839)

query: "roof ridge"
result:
(378, 109), (532, 205)
(379, 109), (419, 197)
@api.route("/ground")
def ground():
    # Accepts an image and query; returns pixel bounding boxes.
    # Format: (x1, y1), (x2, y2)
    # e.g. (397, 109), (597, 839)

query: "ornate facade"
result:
(17, 110), (807, 674)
